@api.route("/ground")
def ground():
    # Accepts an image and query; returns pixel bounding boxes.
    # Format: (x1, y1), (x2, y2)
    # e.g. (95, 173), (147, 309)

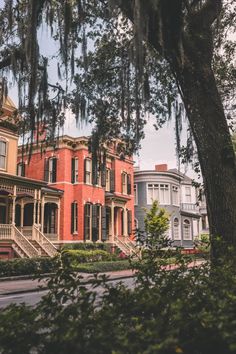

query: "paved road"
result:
(0, 277), (136, 308)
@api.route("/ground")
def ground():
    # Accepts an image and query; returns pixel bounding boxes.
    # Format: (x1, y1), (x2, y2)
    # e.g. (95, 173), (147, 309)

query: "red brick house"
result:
(17, 135), (135, 253)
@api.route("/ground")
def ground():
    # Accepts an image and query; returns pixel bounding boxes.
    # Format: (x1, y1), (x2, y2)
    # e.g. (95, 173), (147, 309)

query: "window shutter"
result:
(127, 210), (132, 235)
(84, 159), (87, 183)
(71, 158), (75, 183)
(92, 204), (98, 241)
(76, 203), (78, 231)
(71, 203), (74, 234)
(52, 158), (57, 182)
(44, 159), (49, 182)
(83, 204), (87, 240)
(127, 174), (131, 195)
(22, 162), (25, 177)
(101, 206), (107, 241)
(101, 163), (106, 187)
(92, 162), (98, 186)
(110, 169), (115, 193)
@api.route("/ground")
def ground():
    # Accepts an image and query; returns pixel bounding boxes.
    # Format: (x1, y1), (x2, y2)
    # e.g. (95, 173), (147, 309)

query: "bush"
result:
(0, 257), (59, 277)
(75, 260), (131, 273)
(61, 243), (112, 252)
(61, 249), (113, 268)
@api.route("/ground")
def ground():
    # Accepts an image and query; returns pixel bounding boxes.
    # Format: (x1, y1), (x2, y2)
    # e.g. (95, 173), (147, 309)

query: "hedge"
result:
(61, 249), (114, 267)
(61, 243), (112, 252)
(0, 257), (59, 278)
(74, 260), (131, 273)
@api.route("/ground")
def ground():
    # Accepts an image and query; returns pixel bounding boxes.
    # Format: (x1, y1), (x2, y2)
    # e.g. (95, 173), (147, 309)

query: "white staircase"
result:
(0, 224), (58, 258)
(114, 236), (138, 256)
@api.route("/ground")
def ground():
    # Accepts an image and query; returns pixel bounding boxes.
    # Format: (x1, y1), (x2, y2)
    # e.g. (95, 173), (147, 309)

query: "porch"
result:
(0, 176), (62, 257)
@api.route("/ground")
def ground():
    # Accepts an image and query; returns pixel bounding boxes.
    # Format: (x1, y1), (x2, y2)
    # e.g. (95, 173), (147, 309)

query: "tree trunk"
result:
(177, 59), (236, 259)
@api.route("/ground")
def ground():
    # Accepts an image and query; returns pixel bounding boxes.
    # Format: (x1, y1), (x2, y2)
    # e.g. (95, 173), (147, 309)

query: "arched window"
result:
(173, 218), (180, 240)
(183, 219), (191, 240)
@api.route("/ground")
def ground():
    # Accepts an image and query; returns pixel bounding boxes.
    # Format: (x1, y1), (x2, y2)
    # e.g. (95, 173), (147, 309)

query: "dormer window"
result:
(0, 139), (7, 170)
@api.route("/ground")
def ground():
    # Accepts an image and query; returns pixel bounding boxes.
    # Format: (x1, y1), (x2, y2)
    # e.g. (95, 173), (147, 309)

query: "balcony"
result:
(181, 203), (199, 212)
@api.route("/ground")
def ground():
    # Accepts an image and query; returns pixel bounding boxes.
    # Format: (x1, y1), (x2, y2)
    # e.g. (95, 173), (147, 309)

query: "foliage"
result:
(144, 200), (170, 240)
(194, 234), (211, 255)
(61, 242), (112, 252)
(61, 249), (113, 267)
(1, 238), (236, 353)
(74, 260), (131, 273)
(0, 257), (59, 278)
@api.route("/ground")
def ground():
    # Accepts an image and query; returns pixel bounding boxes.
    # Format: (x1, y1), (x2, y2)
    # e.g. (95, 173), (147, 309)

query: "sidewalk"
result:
(0, 269), (136, 296)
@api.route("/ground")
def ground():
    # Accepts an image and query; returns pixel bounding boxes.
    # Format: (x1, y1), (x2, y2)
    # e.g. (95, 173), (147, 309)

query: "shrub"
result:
(61, 243), (112, 252)
(0, 257), (59, 277)
(61, 249), (113, 268)
(75, 260), (131, 273)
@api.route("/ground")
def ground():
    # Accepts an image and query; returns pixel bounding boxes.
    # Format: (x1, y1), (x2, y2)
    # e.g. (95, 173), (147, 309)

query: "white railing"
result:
(33, 226), (58, 257)
(0, 224), (39, 258)
(13, 225), (39, 258)
(0, 224), (12, 239)
(114, 235), (133, 256)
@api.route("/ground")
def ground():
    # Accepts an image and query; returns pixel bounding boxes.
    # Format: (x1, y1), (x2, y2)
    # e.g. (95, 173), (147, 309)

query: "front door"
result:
(0, 205), (7, 224)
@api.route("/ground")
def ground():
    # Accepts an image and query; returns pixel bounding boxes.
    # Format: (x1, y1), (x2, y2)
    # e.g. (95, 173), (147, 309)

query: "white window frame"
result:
(172, 185), (179, 206)
(185, 186), (191, 203)
(85, 158), (92, 184)
(183, 219), (191, 240)
(0, 138), (7, 171)
(105, 168), (111, 191)
(147, 183), (170, 205)
(173, 217), (181, 240)
(73, 158), (79, 183)
(121, 172), (128, 194)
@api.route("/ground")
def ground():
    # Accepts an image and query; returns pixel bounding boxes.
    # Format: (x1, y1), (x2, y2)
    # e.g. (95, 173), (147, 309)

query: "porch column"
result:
(124, 207), (128, 237)
(12, 185), (16, 225)
(37, 190), (41, 225)
(33, 190), (37, 225)
(111, 200), (115, 243)
(57, 201), (60, 240)
(41, 196), (45, 233)
(20, 199), (24, 231)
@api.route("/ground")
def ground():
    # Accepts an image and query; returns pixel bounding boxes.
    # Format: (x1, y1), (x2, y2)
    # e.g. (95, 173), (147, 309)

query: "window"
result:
(45, 157), (57, 183)
(92, 204), (101, 241)
(17, 162), (25, 177)
(84, 159), (92, 184)
(71, 202), (78, 234)
(172, 186), (179, 205)
(0, 139), (7, 170)
(105, 168), (111, 191)
(173, 218), (180, 240)
(147, 184), (159, 204)
(159, 184), (170, 204)
(134, 184), (138, 205)
(147, 184), (169, 205)
(183, 219), (191, 240)
(185, 186), (191, 203)
(71, 158), (78, 183)
(121, 172), (127, 194)
(84, 203), (92, 240)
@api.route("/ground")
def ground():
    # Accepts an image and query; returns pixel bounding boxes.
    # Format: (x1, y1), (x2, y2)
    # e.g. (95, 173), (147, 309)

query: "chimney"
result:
(155, 164), (168, 172)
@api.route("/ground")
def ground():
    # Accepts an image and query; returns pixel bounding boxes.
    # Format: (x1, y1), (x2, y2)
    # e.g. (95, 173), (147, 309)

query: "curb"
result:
(0, 273), (54, 282)
(0, 273), (136, 296)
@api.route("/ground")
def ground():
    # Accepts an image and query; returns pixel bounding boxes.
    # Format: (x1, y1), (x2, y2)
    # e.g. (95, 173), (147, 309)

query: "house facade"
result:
(17, 135), (135, 252)
(134, 164), (205, 247)
(0, 98), (61, 259)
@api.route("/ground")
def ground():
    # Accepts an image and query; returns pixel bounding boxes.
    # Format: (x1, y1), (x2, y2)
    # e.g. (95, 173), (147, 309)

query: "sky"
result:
(2, 3), (195, 178)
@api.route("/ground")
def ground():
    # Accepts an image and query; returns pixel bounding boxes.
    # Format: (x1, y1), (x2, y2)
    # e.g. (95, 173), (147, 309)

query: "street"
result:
(0, 277), (136, 308)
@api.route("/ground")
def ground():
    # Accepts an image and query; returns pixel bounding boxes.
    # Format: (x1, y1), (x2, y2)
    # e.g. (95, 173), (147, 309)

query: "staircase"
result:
(0, 224), (58, 258)
(114, 236), (138, 256)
